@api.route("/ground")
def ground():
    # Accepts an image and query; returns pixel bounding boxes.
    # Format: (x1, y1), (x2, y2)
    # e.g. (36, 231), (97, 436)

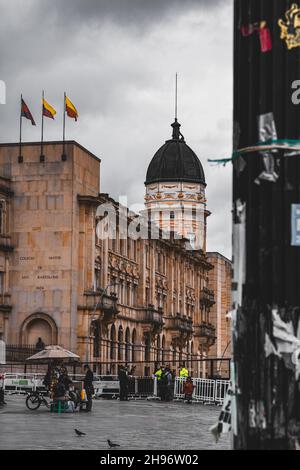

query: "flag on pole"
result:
(42, 98), (56, 119)
(21, 99), (36, 125)
(65, 96), (78, 121)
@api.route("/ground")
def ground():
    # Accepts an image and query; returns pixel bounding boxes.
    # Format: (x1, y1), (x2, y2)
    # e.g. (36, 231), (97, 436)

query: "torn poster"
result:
(241, 21), (272, 52)
(265, 309), (300, 380)
(232, 200), (246, 310)
(255, 112), (279, 184)
(291, 204), (300, 246)
(210, 384), (233, 443)
(249, 400), (267, 429)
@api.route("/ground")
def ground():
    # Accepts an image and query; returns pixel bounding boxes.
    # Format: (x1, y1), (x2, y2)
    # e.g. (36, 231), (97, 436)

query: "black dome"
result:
(145, 119), (205, 186)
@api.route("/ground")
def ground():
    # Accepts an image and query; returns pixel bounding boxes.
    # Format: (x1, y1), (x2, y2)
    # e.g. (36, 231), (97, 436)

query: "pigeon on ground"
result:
(107, 439), (120, 448)
(75, 429), (86, 436)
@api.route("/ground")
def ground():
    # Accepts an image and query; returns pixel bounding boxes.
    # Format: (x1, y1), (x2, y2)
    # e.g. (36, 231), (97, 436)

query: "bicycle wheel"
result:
(26, 393), (41, 410)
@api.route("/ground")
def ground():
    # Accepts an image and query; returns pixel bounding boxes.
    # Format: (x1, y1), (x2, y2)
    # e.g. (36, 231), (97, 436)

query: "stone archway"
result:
(20, 313), (58, 346)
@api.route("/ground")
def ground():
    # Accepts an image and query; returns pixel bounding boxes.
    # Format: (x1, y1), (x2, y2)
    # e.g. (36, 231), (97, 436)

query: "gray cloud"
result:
(0, 0), (233, 259)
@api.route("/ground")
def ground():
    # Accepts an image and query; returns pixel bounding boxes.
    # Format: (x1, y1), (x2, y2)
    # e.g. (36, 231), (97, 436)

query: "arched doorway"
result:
(21, 313), (57, 346)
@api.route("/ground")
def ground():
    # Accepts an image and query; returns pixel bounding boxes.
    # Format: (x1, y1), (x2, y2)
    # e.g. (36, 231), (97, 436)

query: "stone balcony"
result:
(200, 287), (215, 308)
(82, 289), (119, 325)
(135, 305), (164, 338)
(0, 293), (12, 313)
(0, 234), (14, 252)
(194, 322), (216, 345)
(137, 305), (164, 326)
(164, 314), (193, 348)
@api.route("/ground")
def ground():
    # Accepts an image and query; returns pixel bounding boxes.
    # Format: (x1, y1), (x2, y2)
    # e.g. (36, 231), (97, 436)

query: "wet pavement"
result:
(0, 396), (231, 450)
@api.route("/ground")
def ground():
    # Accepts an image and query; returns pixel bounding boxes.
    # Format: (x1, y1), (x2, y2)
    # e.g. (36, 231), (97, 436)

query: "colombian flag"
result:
(43, 98), (56, 119)
(21, 99), (36, 126)
(65, 96), (78, 121)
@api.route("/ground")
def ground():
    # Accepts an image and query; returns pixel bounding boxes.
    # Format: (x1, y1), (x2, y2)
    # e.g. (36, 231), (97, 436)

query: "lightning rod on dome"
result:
(175, 72), (178, 120)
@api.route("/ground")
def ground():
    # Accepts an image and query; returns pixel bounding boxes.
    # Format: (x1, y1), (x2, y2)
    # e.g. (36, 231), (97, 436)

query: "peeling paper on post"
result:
(255, 112), (279, 184)
(265, 309), (300, 380)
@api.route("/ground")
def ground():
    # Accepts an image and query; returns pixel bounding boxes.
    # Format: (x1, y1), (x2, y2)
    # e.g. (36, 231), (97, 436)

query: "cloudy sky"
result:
(0, 0), (233, 258)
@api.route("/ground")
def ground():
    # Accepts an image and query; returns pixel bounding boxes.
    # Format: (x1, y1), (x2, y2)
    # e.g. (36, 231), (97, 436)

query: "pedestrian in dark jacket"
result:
(0, 374), (6, 406)
(118, 365), (129, 401)
(83, 364), (94, 411)
(161, 366), (173, 402)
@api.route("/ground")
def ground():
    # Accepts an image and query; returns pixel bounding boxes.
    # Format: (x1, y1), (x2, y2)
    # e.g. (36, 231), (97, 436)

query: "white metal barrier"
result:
(3, 373), (44, 394)
(2, 372), (229, 405)
(173, 377), (229, 405)
(214, 379), (230, 405)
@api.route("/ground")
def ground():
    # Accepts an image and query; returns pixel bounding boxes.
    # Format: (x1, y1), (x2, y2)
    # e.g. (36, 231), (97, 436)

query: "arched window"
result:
(118, 326), (123, 361)
(132, 329), (137, 362)
(173, 346), (177, 367)
(162, 335), (166, 364)
(156, 336), (161, 363)
(125, 327), (131, 363)
(144, 332), (151, 362)
(92, 321), (101, 358)
(110, 324), (116, 360)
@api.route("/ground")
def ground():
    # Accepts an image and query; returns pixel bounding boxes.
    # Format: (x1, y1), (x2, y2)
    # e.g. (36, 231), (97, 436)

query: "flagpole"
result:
(40, 90), (45, 162)
(19, 94), (23, 163)
(62, 92), (66, 160)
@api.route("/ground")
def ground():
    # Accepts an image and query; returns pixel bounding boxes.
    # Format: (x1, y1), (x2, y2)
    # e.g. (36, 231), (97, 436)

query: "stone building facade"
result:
(207, 252), (232, 378)
(0, 125), (231, 376)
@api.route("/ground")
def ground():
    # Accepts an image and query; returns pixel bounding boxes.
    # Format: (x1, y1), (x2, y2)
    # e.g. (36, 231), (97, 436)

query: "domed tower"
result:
(145, 119), (208, 251)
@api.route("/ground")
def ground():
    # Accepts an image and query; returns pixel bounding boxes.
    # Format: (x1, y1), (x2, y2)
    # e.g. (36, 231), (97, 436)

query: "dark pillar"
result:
(233, 0), (300, 449)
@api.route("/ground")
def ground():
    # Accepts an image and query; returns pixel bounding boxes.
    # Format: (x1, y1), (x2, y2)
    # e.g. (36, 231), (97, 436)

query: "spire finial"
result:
(171, 73), (184, 140)
(175, 72), (178, 120)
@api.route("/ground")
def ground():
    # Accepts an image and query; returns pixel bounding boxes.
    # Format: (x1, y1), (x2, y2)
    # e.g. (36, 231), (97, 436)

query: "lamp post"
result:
(85, 283), (118, 363)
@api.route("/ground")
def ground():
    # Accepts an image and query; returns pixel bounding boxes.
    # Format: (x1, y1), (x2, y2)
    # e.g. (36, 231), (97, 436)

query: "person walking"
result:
(83, 364), (94, 412)
(183, 376), (195, 404)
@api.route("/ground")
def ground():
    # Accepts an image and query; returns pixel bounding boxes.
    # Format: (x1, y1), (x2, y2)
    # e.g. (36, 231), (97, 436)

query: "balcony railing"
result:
(200, 288), (215, 307)
(0, 294), (12, 312)
(0, 234), (13, 252)
(136, 305), (164, 327)
(165, 313), (193, 334)
(82, 290), (119, 325)
(5, 344), (42, 363)
(194, 322), (216, 340)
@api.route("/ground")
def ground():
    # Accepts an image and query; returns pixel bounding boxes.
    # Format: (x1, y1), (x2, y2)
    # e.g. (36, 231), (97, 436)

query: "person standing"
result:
(164, 365), (174, 402)
(179, 364), (189, 379)
(118, 365), (129, 401)
(183, 376), (195, 404)
(83, 364), (94, 412)
(35, 337), (45, 350)
(0, 374), (6, 406)
(154, 365), (163, 399)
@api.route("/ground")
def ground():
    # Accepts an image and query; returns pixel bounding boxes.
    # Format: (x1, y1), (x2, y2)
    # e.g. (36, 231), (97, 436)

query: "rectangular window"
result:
(0, 272), (4, 298)
(0, 200), (6, 235)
